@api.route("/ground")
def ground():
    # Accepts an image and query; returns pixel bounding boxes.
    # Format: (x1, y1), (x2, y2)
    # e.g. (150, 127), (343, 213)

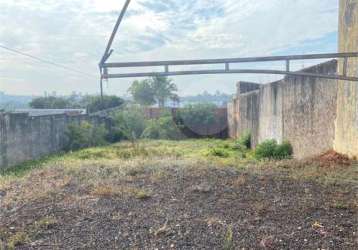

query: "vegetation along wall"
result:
(228, 60), (338, 159)
(334, 0), (358, 158)
(0, 112), (107, 170)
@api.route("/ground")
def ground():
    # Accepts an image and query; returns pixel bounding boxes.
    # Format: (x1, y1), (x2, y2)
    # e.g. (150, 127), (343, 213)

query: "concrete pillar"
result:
(0, 114), (8, 169)
(334, 0), (358, 158)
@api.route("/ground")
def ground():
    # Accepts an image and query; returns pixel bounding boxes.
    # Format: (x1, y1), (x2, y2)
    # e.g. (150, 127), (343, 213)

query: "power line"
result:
(0, 44), (97, 79)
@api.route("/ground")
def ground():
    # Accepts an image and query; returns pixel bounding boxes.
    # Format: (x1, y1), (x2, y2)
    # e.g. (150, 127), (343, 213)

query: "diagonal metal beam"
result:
(99, 0), (131, 99)
(100, 0), (131, 66)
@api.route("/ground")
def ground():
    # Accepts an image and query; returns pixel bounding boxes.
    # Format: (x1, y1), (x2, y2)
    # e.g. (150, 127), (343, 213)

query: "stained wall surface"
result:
(334, 0), (358, 158)
(228, 60), (338, 159)
(0, 112), (107, 169)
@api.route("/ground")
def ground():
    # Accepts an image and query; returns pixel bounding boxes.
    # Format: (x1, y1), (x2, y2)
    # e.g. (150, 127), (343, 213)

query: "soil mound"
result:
(315, 150), (351, 167)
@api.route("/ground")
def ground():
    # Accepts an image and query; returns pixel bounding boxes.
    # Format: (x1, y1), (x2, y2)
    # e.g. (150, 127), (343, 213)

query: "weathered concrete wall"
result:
(0, 112), (107, 170)
(258, 81), (283, 144)
(334, 0), (358, 158)
(236, 90), (260, 147)
(281, 62), (338, 158)
(228, 60), (338, 158)
(227, 100), (237, 138)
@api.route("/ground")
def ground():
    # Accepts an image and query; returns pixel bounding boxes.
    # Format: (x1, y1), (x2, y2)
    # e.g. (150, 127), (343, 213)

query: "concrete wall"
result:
(228, 60), (338, 159)
(0, 112), (107, 170)
(281, 62), (338, 158)
(334, 0), (358, 158)
(227, 100), (237, 138)
(236, 90), (260, 147)
(258, 81), (283, 145)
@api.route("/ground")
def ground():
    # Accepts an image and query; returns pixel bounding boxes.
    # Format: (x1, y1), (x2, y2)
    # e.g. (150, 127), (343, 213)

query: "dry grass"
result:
(90, 184), (152, 200)
(0, 139), (357, 249)
(1, 140), (357, 210)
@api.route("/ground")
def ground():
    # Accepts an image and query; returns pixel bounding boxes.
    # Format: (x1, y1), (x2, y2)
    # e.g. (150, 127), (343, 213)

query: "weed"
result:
(237, 131), (251, 149)
(65, 122), (108, 151)
(332, 201), (350, 210)
(208, 148), (230, 158)
(275, 141), (293, 159)
(0, 154), (61, 178)
(135, 189), (152, 200)
(254, 139), (293, 160)
(253, 201), (269, 216)
(91, 185), (118, 197)
(34, 216), (58, 231)
(7, 231), (29, 250)
(223, 225), (234, 250)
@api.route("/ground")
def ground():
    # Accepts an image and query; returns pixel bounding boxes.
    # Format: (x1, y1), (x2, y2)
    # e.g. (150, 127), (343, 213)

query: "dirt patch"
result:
(1, 166), (357, 249)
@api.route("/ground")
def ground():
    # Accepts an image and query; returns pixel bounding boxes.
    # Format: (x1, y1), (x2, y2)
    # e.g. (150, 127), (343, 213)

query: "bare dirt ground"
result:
(0, 140), (357, 249)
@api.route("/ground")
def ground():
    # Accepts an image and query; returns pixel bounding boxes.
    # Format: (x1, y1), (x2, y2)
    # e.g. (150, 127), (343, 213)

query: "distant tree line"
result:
(28, 76), (230, 112)
(29, 95), (124, 113)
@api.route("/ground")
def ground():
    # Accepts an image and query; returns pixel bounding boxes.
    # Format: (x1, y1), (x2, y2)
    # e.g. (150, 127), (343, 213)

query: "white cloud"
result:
(0, 0), (339, 96)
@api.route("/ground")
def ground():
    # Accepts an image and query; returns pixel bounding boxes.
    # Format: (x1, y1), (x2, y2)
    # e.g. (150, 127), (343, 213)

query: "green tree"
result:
(81, 95), (124, 113)
(128, 76), (178, 107)
(150, 76), (178, 108)
(128, 80), (156, 106)
(29, 96), (71, 109)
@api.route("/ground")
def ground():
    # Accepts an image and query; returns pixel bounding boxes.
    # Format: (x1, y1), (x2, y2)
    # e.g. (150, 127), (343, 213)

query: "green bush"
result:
(177, 103), (221, 136)
(208, 147), (230, 158)
(275, 140), (293, 159)
(254, 139), (293, 160)
(112, 107), (147, 141)
(65, 121), (108, 151)
(82, 95), (124, 113)
(179, 103), (216, 126)
(141, 116), (183, 140)
(236, 131), (251, 149)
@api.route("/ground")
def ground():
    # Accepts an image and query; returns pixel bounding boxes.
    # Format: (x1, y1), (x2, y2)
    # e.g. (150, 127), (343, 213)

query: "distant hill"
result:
(0, 92), (33, 110)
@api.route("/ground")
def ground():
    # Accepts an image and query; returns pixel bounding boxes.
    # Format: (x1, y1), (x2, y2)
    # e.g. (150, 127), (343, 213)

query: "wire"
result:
(0, 44), (97, 79)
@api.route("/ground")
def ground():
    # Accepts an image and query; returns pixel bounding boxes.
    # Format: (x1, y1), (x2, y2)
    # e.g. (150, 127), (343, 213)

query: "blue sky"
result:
(0, 0), (339, 96)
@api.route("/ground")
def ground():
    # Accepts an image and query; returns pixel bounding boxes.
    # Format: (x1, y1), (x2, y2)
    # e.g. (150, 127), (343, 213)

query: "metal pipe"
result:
(100, 0), (131, 66)
(103, 52), (358, 68)
(104, 69), (358, 82)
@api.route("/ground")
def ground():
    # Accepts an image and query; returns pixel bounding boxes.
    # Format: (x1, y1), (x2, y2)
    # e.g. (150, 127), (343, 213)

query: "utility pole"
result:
(99, 0), (131, 101)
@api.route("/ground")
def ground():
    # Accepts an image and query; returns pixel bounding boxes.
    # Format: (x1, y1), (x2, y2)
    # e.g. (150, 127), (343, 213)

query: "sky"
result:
(0, 0), (339, 96)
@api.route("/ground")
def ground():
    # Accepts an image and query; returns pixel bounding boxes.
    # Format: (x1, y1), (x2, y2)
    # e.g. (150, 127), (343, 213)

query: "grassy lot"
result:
(0, 139), (357, 249)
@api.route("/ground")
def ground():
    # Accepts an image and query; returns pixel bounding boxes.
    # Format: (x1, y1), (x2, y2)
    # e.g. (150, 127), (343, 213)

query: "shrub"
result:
(29, 96), (72, 109)
(65, 121), (108, 151)
(177, 103), (218, 136)
(112, 107), (147, 141)
(208, 147), (230, 158)
(179, 103), (217, 126)
(83, 95), (124, 113)
(254, 139), (293, 160)
(141, 116), (183, 140)
(254, 139), (277, 159)
(275, 140), (293, 159)
(236, 131), (251, 149)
